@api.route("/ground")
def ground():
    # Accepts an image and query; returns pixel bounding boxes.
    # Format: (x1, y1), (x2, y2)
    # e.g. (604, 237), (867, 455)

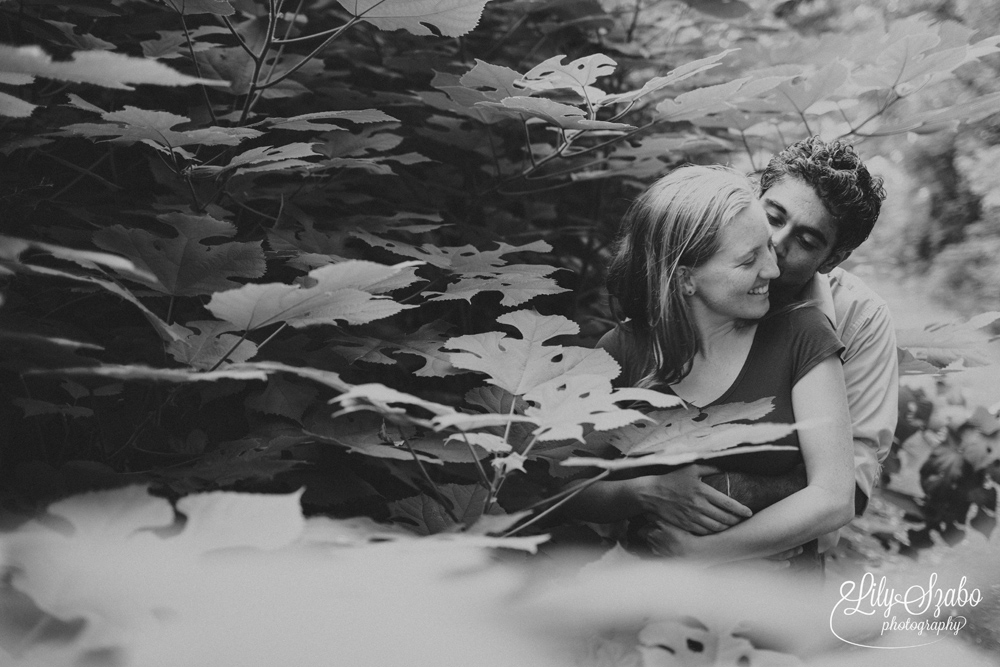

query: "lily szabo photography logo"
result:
(829, 572), (983, 648)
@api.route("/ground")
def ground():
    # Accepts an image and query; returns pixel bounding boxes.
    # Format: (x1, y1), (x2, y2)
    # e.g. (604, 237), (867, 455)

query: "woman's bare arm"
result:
(645, 356), (855, 564)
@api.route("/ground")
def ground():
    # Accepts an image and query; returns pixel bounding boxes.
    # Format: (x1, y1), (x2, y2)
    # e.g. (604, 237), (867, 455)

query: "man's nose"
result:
(770, 226), (791, 257)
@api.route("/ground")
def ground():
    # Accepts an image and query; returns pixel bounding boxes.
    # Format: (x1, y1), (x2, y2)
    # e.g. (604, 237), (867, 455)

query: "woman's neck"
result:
(690, 304), (755, 356)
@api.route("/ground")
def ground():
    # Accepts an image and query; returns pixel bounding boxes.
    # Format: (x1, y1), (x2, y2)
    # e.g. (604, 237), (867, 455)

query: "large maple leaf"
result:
(446, 310), (620, 397)
(205, 261), (422, 331)
(167, 320), (259, 369)
(93, 213), (266, 296)
(60, 106), (261, 152)
(562, 398), (799, 470)
(522, 374), (682, 442)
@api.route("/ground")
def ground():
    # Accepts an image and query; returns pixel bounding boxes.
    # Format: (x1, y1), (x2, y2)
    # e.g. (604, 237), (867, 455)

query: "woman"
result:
(568, 165), (855, 566)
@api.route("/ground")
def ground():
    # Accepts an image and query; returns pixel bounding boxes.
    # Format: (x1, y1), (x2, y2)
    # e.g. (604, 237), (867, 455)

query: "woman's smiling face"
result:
(687, 200), (779, 323)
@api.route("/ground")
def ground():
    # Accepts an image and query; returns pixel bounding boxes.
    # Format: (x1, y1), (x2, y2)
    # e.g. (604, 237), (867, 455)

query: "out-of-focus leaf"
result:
(60, 107), (261, 150)
(446, 310), (620, 397)
(205, 261), (422, 331)
(1, 240), (186, 343)
(167, 320), (259, 369)
(0, 91), (37, 117)
(867, 91), (1000, 135)
(0, 44), (225, 89)
(681, 0), (752, 18)
(477, 97), (634, 131)
(335, 0), (490, 37)
(29, 364), (269, 383)
(13, 398), (93, 419)
(896, 312), (1000, 368)
(655, 77), (751, 122)
(0, 234), (156, 283)
(93, 213), (266, 296)
(765, 62), (850, 115)
(599, 50), (735, 107)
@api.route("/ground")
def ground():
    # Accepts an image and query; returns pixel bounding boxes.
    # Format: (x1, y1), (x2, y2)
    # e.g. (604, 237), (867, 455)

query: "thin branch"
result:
(257, 19), (359, 90)
(221, 15), (257, 60)
(180, 12), (218, 124)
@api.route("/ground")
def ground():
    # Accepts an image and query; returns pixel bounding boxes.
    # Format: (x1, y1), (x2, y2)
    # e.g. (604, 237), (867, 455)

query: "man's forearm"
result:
(701, 465), (807, 513)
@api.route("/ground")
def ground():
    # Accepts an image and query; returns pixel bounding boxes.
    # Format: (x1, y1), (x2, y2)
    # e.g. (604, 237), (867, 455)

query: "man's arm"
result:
(701, 465), (806, 513)
(839, 301), (899, 512)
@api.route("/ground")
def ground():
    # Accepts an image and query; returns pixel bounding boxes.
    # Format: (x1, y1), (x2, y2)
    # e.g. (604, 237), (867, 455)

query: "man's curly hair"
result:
(758, 136), (887, 254)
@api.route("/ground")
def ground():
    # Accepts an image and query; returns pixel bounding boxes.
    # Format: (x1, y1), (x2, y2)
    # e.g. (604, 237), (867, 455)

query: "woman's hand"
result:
(634, 465), (753, 535)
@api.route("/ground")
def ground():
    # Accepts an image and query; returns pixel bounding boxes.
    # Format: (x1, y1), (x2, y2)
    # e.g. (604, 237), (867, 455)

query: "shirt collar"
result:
(799, 272), (837, 326)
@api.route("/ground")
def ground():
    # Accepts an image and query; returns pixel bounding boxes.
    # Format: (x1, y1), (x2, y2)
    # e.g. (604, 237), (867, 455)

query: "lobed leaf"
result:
(522, 374), (682, 442)
(205, 261), (422, 331)
(167, 320), (259, 369)
(93, 213), (266, 296)
(477, 96), (635, 131)
(60, 106), (261, 150)
(446, 310), (620, 396)
(514, 54), (617, 104)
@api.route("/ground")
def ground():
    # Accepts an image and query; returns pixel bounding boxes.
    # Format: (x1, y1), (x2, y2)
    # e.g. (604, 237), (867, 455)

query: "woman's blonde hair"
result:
(606, 164), (757, 388)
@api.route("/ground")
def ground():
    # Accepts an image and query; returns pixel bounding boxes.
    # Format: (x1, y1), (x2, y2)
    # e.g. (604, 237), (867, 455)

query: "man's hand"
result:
(634, 465), (753, 535)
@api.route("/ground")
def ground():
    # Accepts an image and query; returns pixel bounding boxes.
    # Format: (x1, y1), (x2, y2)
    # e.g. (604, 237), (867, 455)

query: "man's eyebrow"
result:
(762, 198), (786, 215)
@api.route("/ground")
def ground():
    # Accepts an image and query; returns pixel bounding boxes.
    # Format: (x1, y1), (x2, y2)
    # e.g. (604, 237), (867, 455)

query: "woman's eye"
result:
(766, 214), (782, 227)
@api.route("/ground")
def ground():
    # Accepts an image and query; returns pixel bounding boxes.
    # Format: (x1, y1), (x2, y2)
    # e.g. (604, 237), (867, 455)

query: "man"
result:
(564, 137), (898, 556)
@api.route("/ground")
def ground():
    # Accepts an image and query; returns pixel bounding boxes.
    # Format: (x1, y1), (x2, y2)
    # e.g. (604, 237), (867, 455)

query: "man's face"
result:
(760, 177), (851, 303)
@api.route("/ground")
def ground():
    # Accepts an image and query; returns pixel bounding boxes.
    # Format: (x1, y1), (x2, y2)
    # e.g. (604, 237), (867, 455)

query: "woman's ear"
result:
(677, 267), (696, 296)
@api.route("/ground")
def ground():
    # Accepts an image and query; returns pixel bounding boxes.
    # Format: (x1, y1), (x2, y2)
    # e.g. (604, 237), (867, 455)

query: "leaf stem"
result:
(457, 431), (492, 488)
(402, 437), (461, 524)
(208, 329), (250, 372)
(500, 470), (611, 537)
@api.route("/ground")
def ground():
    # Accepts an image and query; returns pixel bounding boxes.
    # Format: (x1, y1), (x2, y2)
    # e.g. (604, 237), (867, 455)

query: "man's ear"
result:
(818, 248), (851, 274)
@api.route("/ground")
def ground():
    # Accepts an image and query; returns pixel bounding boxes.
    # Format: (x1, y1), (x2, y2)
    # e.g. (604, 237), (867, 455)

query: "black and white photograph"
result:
(1, 1), (999, 665)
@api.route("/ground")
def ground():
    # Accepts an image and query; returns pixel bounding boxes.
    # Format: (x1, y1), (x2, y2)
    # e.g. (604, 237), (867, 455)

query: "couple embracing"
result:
(567, 136), (898, 572)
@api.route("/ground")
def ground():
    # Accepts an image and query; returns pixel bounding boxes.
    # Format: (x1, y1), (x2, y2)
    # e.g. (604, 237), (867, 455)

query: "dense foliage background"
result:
(2, 0), (1000, 664)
